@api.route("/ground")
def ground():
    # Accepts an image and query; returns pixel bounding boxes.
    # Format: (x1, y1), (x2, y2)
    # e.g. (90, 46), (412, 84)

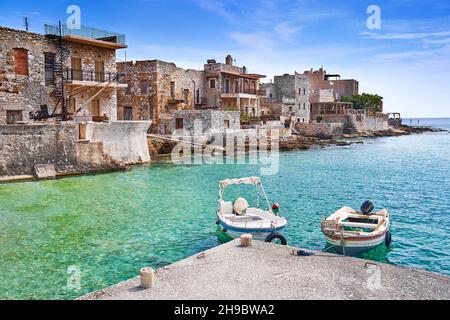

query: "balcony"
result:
(64, 68), (127, 87)
(221, 88), (266, 97)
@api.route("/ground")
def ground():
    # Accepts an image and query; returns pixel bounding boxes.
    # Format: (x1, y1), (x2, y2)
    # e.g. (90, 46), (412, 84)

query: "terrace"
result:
(44, 24), (127, 49)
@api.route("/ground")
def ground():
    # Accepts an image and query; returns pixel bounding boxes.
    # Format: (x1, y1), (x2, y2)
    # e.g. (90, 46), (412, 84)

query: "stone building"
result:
(204, 55), (265, 117)
(0, 24), (151, 177)
(0, 25), (128, 124)
(117, 55), (266, 134)
(304, 67), (359, 101)
(117, 60), (204, 133)
(260, 73), (310, 126)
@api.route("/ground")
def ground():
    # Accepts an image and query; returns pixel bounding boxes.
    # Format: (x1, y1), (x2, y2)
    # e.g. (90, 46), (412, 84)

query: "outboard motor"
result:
(361, 201), (375, 216)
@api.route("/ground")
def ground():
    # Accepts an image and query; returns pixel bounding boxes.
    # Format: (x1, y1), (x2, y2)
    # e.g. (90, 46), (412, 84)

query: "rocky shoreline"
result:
(150, 125), (445, 159)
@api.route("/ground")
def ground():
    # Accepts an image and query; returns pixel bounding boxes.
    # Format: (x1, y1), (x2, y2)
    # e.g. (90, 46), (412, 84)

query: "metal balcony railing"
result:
(221, 88), (266, 96)
(64, 68), (126, 83)
(45, 24), (126, 46)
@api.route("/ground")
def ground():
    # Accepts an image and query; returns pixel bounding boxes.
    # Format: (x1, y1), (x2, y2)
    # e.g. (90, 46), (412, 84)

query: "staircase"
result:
(52, 36), (71, 116)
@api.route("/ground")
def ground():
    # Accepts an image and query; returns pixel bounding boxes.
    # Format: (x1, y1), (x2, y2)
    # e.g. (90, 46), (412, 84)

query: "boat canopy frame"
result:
(218, 177), (272, 212)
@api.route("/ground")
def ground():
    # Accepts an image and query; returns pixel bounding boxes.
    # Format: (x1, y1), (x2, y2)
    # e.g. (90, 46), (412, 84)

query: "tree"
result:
(340, 93), (383, 112)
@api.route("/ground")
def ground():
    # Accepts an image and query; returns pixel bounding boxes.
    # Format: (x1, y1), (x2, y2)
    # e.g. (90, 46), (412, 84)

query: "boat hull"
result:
(217, 220), (286, 241)
(324, 230), (388, 254)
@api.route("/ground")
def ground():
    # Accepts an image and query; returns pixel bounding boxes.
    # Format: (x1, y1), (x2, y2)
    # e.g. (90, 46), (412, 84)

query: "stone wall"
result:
(350, 114), (389, 132)
(0, 27), (59, 123)
(0, 26), (120, 124)
(0, 123), (119, 177)
(172, 110), (240, 135)
(117, 60), (205, 133)
(295, 122), (344, 138)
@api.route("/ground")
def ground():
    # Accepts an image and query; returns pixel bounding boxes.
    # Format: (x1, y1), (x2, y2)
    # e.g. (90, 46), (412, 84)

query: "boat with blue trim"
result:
(216, 177), (288, 245)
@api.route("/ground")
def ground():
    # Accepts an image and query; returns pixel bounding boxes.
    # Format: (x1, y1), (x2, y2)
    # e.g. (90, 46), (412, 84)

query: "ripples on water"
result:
(0, 119), (449, 299)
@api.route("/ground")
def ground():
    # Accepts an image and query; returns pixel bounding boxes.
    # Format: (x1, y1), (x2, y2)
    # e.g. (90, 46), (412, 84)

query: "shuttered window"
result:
(14, 48), (29, 76)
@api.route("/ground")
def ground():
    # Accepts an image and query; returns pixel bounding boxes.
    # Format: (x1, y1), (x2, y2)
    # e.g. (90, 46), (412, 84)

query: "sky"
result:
(0, 0), (449, 117)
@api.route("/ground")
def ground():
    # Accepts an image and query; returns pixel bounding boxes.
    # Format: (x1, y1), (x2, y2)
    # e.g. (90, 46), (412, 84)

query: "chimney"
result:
(242, 66), (247, 74)
(225, 55), (233, 66)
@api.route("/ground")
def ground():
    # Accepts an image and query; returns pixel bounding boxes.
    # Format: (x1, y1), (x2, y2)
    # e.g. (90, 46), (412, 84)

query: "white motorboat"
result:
(216, 177), (288, 245)
(321, 202), (392, 254)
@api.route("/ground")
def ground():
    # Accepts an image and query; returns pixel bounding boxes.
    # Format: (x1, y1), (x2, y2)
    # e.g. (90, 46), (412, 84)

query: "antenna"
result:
(23, 17), (30, 31)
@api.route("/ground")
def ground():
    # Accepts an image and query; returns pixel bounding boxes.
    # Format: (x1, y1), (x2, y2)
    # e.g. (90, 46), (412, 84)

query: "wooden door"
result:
(71, 57), (82, 80)
(95, 61), (105, 82)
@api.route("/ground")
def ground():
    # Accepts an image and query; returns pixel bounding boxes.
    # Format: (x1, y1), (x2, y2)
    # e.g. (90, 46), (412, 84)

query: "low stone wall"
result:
(0, 123), (76, 176)
(0, 121), (152, 178)
(85, 121), (152, 164)
(353, 115), (389, 132)
(0, 123), (118, 177)
(295, 122), (344, 138)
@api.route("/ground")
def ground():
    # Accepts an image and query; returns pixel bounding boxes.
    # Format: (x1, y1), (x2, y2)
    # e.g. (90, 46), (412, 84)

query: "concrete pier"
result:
(81, 240), (450, 300)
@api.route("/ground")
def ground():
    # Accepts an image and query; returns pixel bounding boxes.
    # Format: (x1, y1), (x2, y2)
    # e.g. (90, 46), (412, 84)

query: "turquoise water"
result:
(0, 119), (449, 299)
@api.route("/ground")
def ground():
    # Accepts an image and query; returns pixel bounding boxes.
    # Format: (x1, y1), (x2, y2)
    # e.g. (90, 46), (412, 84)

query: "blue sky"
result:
(1, 0), (449, 117)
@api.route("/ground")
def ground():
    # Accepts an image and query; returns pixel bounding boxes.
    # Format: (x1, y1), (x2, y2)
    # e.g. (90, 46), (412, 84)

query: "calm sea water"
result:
(0, 119), (449, 299)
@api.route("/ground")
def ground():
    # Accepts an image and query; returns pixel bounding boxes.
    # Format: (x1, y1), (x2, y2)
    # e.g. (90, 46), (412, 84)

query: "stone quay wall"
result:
(0, 123), (119, 177)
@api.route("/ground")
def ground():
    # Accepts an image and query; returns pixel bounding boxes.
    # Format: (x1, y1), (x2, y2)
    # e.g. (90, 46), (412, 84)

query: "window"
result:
(124, 107), (133, 121)
(210, 79), (216, 89)
(176, 118), (184, 130)
(44, 52), (56, 86)
(196, 89), (200, 104)
(224, 120), (230, 129)
(14, 48), (29, 76)
(126, 81), (132, 95)
(90, 99), (100, 117)
(71, 57), (82, 80)
(225, 79), (230, 93)
(170, 81), (176, 98)
(141, 80), (148, 95)
(6, 110), (23, 124)
(95, 61), (105, 82)
(269, 93), (273, 98)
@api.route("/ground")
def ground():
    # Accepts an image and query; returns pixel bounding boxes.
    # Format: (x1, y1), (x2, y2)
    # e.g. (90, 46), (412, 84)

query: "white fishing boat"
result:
(321, 201), (392, 254)
(216, 177), (288, 245)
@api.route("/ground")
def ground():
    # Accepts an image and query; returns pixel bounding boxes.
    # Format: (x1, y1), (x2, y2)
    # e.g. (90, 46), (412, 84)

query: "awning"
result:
(220, 177), (261, 188)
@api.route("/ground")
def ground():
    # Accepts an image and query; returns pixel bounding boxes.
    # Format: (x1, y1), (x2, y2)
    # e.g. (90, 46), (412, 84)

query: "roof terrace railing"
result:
(44, 23), (126, 46)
